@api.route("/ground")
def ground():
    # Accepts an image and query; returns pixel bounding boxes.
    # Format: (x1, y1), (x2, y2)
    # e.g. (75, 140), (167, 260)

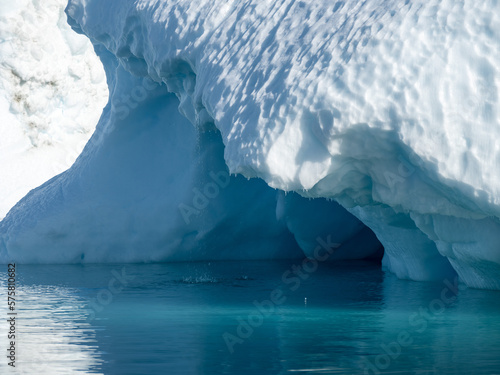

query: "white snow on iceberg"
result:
(2, 0), (500, 289)
(0, 0), (108, 219)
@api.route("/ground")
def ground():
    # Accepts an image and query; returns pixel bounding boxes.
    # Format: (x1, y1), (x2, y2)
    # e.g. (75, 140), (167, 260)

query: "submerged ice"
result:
(1, 0), (500, 289)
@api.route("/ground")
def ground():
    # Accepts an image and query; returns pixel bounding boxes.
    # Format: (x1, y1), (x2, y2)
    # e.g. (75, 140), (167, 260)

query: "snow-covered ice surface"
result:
(1, 0), (500, 289)
(0, 0), (107, 219)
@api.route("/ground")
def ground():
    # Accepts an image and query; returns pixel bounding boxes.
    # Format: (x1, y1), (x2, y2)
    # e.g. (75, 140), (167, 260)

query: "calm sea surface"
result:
(1, 260), (499, 375)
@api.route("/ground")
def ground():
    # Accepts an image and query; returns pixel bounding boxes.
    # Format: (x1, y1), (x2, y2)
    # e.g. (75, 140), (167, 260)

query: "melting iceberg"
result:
(1, 0), (500, 289)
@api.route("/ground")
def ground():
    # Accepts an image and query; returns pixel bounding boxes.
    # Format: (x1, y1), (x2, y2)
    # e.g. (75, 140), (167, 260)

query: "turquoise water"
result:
(1, 260), (500, 375)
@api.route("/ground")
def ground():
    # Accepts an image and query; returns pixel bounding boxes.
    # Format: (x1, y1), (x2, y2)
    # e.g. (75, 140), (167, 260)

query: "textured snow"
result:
(0, 0), (107, 218)
(2, 0), (500, 288)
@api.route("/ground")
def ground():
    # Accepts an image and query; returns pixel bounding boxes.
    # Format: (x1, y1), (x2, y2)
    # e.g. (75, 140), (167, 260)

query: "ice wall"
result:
(2, 0), (500, 289)
(0, 0), (108, 218)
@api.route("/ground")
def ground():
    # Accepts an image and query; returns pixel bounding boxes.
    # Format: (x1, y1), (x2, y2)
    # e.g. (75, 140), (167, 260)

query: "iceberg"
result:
(0, 57), (380, 263)
(1, 0), (500, 289)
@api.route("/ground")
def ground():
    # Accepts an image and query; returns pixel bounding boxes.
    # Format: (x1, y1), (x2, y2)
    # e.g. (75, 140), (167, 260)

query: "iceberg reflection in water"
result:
(1, 261), (500, 375)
